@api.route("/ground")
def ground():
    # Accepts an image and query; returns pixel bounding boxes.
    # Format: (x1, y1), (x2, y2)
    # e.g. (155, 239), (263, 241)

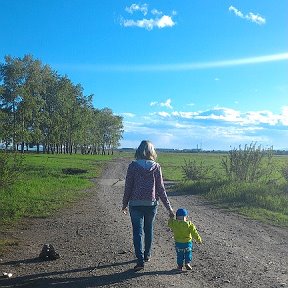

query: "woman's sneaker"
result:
(185, 263), (192, 270)
(134, 264), (144, 272)
(177, 266), (183, 272)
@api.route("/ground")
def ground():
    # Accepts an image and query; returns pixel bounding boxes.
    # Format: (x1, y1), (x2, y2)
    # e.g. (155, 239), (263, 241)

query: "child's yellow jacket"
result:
(168, 218), (202, 243)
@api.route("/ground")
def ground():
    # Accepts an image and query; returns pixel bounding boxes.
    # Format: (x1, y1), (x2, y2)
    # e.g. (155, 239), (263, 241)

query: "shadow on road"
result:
(0, 258), (180, 288)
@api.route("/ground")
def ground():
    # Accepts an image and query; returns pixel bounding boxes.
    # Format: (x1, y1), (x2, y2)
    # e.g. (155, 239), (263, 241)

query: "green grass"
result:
(158, 152), (288, 227)
(0, 153), (115, 223)
(157, 152), (224, 181)
(236, 207), (288, 226)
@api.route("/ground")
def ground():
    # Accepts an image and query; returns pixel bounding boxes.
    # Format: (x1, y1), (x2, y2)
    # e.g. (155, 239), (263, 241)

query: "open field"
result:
(157, 152), (288, 181)
(0, 153), (115, 223)
(157, 152), (226, 181)
(157, 152), (288, 226)
(1, 151), (287, 226)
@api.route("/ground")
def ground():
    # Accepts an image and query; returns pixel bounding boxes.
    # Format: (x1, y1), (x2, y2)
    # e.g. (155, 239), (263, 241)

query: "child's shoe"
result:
(185, 263), (192, 270)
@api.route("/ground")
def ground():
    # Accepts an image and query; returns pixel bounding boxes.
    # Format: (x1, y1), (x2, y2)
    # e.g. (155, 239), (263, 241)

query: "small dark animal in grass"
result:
(39, 244), (60, 261)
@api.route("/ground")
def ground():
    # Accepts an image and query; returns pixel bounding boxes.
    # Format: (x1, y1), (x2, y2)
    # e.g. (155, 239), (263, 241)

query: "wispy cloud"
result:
(155, 106), (288, 127)
(172, 111), (197, 119)
(125, 4), (148, 15)
(121, 106), (288, 150)
(120, 3), (176, 30)
(157, 111), (170, 117)
(54, 52), (288, 77)
(121, 112), (136, 118)
(62, 52), (288, 73)
(151, 9), (162, 16)
(229, 6), (266, 25)
(150, 101), (158, 107)
(150, 99), (173, 109)
(161, 99), (173, 109)
(121, 16), (175, 30)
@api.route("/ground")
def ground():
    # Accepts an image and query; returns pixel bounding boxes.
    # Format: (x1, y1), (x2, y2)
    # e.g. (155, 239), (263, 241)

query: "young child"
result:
(168, 208), (202, 271)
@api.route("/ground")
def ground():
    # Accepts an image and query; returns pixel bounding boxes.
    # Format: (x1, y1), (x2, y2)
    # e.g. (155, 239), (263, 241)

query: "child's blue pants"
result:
(175, 241), (193, 266)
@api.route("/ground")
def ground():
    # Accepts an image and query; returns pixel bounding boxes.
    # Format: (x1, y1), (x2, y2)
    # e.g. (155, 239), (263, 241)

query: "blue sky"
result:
(1, 0), (287, 150)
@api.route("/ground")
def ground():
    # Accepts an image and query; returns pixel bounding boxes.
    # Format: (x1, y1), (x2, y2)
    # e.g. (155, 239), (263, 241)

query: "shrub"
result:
(181, 159), (213, 181)
(221, 143), (275, 183)
(0, 151), (25, 189)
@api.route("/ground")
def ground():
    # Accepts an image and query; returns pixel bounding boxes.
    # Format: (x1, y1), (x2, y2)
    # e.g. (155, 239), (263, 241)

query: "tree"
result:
(97, 108), (123, 155)
(0, 55), (25, 150)
(0, 54), (123, 154)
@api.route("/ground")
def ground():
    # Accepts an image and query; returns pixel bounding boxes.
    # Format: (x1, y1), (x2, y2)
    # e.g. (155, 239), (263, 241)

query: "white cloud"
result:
(151, 9), (162, 16)
(195, 107), (242, 123)
(244, 111), (280, 125)
(153, 106), (288, 128)
(121, 106), (288, 150)
(172, 111), (197, 119)
(150, 101), (158, 106)
(121, 5), (176, 30)
(175, 106), (288, 128)
(125, 4), (148, 15)
(121, 112), (136, 118)
(121, 15), (175, 30)
(229, 6), (244, 18)
(246, 12), (266, 25)
(150, 99), (173, 109)
(157, 15), (175, 28)
(160, 98), (173, 109)
(229, 6), (266, 25)
(59, 53), (288, 73)
(158, 111), (170, 117)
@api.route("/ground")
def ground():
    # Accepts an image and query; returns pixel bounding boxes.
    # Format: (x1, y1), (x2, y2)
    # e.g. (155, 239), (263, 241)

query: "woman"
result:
(122, 140), (175, 271)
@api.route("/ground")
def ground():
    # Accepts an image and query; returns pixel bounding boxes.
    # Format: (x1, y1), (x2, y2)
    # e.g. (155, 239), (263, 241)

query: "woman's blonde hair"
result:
(135, 140), (157, 161)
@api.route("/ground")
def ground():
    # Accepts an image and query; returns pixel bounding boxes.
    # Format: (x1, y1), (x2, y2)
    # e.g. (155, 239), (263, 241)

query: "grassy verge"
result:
(158, 152), (288, 227)
(0, 153), (115, 223)
(157, 152), (225, 181)
(0, 152), (115, 255)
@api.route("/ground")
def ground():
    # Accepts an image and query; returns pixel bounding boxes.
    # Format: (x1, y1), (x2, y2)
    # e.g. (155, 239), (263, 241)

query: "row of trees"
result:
(0, 55), (123, 154)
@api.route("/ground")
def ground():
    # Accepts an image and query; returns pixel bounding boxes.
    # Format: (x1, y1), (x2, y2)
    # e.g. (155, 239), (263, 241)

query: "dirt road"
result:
(0, 158), (287, 287)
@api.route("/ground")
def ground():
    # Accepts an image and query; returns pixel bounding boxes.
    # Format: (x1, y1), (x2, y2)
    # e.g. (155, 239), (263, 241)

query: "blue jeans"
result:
(175, 241), (193, 267)
(129, 205), (157, 265)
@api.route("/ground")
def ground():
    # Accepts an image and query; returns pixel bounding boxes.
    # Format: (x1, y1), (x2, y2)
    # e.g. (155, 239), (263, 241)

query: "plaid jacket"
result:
(122, 161), (173, 211)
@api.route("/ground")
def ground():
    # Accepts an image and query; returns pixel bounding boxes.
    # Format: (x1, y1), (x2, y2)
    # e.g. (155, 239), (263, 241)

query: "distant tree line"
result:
(0, 55), (123, 154)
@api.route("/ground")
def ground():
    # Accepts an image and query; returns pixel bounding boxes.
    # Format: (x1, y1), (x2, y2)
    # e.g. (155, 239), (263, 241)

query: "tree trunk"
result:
(21, 142), (25, 153)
